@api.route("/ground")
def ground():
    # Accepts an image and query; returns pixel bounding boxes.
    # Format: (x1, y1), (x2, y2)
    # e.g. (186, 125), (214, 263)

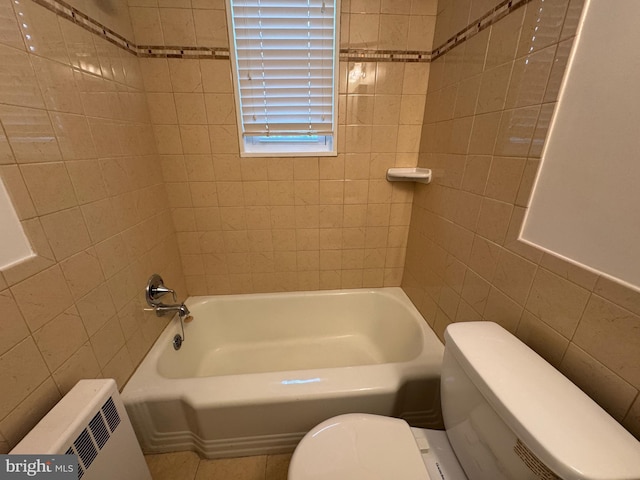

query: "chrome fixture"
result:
(146, 274), (190, 350)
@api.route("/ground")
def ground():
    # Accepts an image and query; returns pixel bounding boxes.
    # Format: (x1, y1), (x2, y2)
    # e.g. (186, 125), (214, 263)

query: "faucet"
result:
(146, 274), (190, 350)
(145, 273), (189, 318)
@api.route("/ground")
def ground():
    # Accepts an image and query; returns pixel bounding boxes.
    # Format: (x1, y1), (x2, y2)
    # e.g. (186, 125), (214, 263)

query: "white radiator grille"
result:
(11, 379), (151, 480)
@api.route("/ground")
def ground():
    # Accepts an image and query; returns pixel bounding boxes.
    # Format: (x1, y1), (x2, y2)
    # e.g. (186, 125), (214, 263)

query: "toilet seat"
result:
(288, 414), (431, 480)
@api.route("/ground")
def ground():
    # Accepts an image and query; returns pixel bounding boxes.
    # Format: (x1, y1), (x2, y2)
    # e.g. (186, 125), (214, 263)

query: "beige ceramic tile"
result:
(0, 165), (36, 220)
(20, 162), (76, 215)
(461, 155), (490, 195)
(140, 58), (173, 93)
(90, 314), (125, 369)
(81, 198), (121, 243)
(484, 7), (524, 70)
(60, 248), (105, 300)
(52, 341), (100, 395)
(482, 286), (522, 333)
(475, 63), (512, 114)
(2, 220), (56, 286)
(130, 7), (164, 46)
(484, 156), (526, 203)
(168, 58), (203, 93)
(573, 295), (640, 388)
(101, 345), (134, 389)
(0, 377), (61, 449)
(75, 285), (117, 336)
(560, 344), (637, 422)
(33, 306), (87, 371)
(0, 337), (50, 419)
(407, 15), (436, 51)
(50, 113), (97, 160)
(160, 8), (196, 46)
(31, 56), (83, 114)
(525, 267), (590, 339)
(0, 0), (24, 50)
(516, 310), (568, 367)
(492, 248), (536, 306)
(194, 9), (228, 47)
(201, 60), (233, 93)
(0, 105), (61, 163)
(538, 252), (598, 291)
(175, 92), (207, 125)
(493, 106), (540, 157)
(468, 112), (501, 155)
(147, 93), (178, 124)
(460, 268), (491, 315)
(40, 207), (91, 261)
(593, 276), (640, 318)
(516, 0), (568, 58)
(349, 14), (380, 50)
(11, 265), (73, 332)
(0, 45), (45, 109)
(505, 45), (555, 109)
(514, 158), (539, 207)
(0, 289), (29, 356)
(560, 0), (585, 40)
(475, 198), (513, 244)
(181, 125), (211, 154)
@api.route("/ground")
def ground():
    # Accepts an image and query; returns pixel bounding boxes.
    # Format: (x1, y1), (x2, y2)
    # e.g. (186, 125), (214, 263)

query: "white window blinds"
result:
(228, 0), (338, 140)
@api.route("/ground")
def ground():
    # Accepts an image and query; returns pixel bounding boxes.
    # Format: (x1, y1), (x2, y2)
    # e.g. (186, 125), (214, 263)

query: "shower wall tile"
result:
(515, 311), (568, 367)
(404, 0), (640, 441)
(0, 106), (60, 162)
(0, 0), (184, 451)
(0, 0), (23, 50)
(559, 344), (637, 423)
(129, 7), (164, 45)
(0, 290), (30, 356)
(130, 0), (432, 296)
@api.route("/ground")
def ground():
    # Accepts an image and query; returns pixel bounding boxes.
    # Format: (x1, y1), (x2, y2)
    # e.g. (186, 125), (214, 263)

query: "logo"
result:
(0, 455), (76, 479)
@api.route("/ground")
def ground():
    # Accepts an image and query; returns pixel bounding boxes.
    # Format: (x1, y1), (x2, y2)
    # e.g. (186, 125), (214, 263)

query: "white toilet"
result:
(288, 322), (640, 480)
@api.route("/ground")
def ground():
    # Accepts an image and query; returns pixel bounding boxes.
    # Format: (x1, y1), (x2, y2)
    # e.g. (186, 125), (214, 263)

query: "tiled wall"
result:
(403, 0), (640, 439)
(0, 0), (185, 452)
(132, 0), (437, 294)
(3, 0), (637, 456)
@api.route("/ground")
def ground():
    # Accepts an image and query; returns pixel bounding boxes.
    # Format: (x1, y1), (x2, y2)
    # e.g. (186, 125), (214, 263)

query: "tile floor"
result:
(145, 452), (291, 480)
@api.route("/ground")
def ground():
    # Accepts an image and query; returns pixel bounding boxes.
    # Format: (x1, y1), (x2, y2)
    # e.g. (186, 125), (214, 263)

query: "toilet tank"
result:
(441, 322), (640, 480)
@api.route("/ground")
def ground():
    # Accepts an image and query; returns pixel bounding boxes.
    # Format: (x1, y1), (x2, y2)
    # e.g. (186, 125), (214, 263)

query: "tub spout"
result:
(153, 303), (190, 318)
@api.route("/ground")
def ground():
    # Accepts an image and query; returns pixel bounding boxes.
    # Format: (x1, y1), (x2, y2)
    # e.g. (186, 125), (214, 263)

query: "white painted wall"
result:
(0, 178), (33, 270)
(521, 0), (640, 291)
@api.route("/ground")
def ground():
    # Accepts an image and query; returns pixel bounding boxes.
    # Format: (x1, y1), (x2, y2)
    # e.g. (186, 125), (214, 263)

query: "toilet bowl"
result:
(288, 322), (640, 480)
(289, 413), (467, 480)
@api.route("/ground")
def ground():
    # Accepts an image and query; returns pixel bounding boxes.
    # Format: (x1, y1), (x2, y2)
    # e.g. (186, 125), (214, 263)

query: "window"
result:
(226, 0), (340, 157)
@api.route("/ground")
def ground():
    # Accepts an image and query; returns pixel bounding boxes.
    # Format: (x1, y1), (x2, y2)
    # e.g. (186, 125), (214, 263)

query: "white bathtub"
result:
(122, 287), (444, 458)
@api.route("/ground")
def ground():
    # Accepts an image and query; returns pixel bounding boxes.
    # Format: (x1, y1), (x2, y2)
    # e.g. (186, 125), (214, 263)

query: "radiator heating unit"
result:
(11, 379), (152, 480)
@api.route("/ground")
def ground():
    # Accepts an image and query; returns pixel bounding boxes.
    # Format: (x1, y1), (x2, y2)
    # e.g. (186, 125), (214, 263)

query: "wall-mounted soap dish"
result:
(386, 167), (432, 184)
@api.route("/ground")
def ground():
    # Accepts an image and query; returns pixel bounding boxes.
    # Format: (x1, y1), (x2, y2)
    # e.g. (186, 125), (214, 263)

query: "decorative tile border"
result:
(29, 0), (531, 63)
(340, 49), (431, 63)
(32, 0), (135, 53)
(136, 46), (230, 60)
(432, 0), (533, 61)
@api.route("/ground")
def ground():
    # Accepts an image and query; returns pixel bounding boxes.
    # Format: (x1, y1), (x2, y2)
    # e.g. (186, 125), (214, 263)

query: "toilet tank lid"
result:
(444, 322), (640, 480)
